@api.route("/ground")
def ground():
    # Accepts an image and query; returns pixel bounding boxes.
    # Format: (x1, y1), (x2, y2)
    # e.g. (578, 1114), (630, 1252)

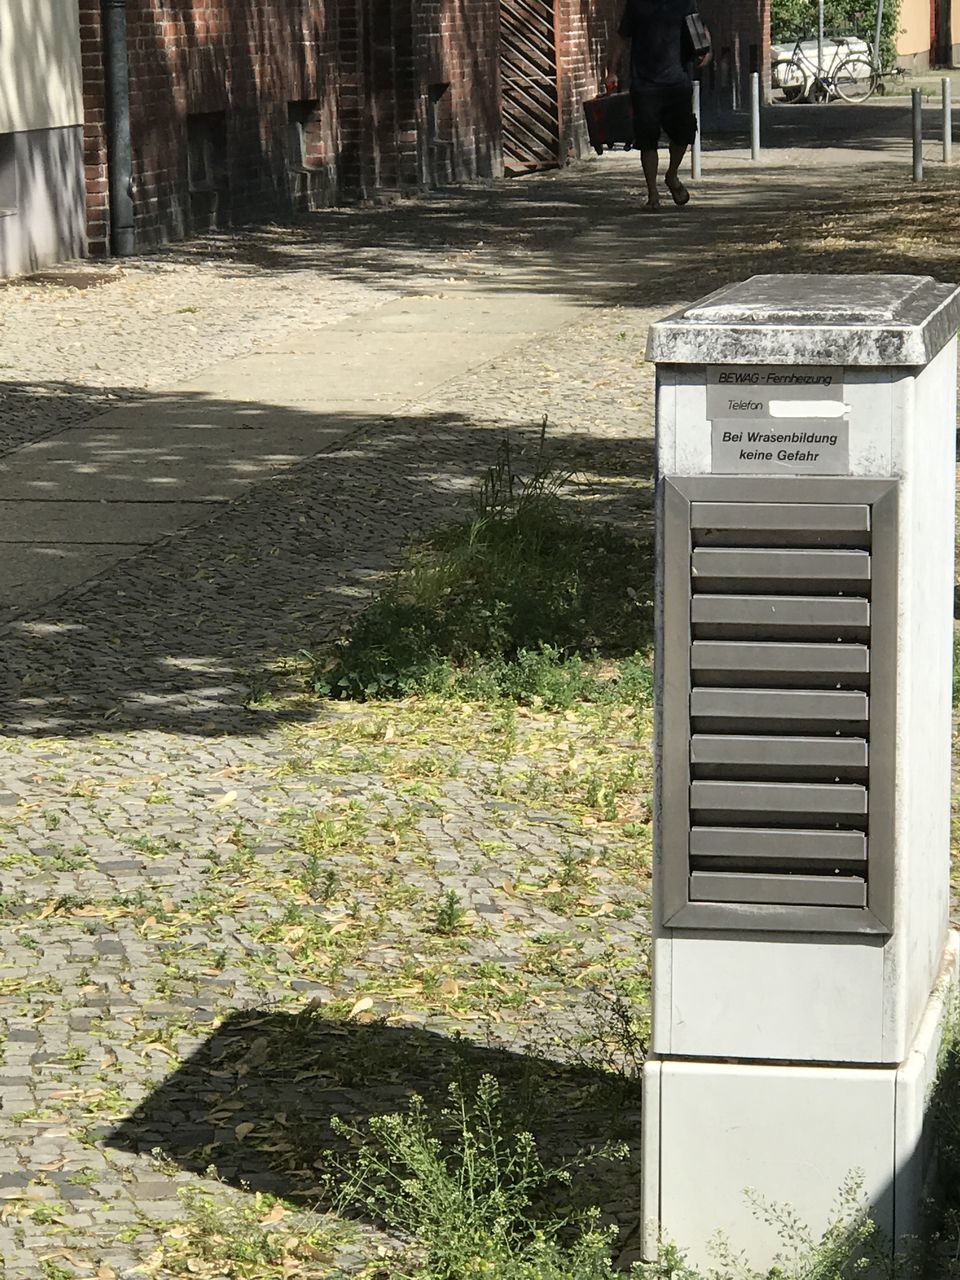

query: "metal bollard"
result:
(751, 72), (761, 160)
(692, 81), (702, 179)
(913, 89), (924, 182)
(943, 77), (952, 165)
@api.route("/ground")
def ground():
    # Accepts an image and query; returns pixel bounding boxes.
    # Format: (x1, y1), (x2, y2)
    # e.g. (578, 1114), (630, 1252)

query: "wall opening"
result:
(499, 0), (561, 173)
(287, 100), (318, 170)
(426, 83), (451, 186)
(187, 111), (228, 231)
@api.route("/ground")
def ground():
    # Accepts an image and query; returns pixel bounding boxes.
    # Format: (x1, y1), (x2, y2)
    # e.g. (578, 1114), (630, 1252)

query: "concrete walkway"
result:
(0, 290), (581, 624)
(0, 137), (955, 1277)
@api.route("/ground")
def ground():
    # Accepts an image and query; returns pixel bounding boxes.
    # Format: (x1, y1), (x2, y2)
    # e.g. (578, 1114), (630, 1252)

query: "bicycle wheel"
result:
(834, 54), (878, 103)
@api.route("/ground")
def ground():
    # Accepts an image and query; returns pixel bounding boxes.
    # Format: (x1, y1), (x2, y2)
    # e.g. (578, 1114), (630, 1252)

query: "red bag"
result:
(582, 92), (636, 155)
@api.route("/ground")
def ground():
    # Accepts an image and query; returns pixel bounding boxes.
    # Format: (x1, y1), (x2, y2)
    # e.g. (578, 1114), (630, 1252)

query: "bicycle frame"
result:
(777, 34), (872, 102)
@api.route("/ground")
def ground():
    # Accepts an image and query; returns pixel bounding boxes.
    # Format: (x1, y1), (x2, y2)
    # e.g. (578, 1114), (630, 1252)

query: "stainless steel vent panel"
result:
(661, 475), (897, 935)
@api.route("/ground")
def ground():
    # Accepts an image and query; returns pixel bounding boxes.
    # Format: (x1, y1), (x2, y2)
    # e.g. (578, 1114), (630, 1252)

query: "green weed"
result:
(433, 890), (467, 937)
(308, 431), (653, 706)
(40, 1264), (74, 1280)
(328, 1074), (628, 1280)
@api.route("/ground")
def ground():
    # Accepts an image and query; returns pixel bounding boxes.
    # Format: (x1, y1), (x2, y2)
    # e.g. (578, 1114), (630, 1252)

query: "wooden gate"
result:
(499, 0), (561, 172)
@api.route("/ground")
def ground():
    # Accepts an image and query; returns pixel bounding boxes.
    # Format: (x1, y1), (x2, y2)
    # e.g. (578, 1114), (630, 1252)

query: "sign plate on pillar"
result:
(711, 420), (850, 474)
(707, 366), (850, 475)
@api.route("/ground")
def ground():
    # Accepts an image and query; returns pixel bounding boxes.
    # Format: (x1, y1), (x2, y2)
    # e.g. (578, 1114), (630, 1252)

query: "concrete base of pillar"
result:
(641, 931), (960, 1269)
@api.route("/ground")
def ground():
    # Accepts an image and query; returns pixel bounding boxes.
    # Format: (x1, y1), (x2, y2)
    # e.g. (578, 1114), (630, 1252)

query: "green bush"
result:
(310, 431), (654, 707)
(771, 0), (902, 66)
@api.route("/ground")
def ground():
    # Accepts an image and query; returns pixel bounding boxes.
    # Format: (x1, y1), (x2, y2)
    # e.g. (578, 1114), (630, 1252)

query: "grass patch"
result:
(309, 429), (654, 707)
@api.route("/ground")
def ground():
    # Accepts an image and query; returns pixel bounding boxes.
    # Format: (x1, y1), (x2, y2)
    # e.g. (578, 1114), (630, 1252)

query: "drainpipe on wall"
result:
(102, 0), (135, 255)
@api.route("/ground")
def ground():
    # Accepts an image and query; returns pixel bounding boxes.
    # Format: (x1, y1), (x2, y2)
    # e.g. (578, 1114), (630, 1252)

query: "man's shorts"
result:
(631, 85), (698, 151)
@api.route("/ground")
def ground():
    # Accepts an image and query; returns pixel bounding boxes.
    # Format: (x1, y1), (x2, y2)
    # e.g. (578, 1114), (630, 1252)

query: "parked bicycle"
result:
(772, 33), (903, 103)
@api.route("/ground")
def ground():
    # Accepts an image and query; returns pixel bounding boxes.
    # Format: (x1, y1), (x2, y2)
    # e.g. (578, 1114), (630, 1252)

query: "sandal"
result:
(665, 176), (690, 206)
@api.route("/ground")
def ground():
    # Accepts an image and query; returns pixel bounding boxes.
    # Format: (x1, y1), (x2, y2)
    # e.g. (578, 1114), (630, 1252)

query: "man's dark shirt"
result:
(620, 0), (697, 90)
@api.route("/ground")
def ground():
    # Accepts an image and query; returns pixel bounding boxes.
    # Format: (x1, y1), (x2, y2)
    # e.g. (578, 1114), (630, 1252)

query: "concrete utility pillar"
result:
(642, 275), (960, 1267)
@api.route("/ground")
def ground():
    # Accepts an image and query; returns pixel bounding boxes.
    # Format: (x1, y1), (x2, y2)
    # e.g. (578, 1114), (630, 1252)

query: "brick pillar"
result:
(556, 0), (622, 162)
(393, 0), (421, 188)
(79, 0), (110, 256)
(339, 0), (370, 195)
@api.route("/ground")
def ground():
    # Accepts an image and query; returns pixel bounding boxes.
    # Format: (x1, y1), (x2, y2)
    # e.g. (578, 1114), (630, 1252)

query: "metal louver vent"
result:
(661, 477), (897, 935)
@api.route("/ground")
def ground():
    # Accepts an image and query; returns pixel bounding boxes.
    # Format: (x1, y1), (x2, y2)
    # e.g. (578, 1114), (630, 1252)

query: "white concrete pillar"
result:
(642, 275), (960, 1268)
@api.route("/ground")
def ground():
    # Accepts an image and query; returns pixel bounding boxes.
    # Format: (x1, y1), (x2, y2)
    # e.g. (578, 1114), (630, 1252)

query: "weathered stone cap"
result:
(647, 273), (960, 366)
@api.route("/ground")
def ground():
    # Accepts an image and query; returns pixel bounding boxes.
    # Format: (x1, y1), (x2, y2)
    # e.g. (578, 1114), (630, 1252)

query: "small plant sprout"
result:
(433, 890), (467, 936)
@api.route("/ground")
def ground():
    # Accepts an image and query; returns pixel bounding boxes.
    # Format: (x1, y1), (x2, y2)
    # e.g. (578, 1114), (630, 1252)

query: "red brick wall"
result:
(557, 0), (623, 160)
(79, 0), (639, 253)
(700, 0), (772, 106)
(79, 1), (110, 256)
(421, 0), (502, 183)
(80, 0), (342, 252)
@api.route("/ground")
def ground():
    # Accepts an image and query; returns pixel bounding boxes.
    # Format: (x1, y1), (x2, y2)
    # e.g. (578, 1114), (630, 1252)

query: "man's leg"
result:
(641, 148), (660, 208)
(662, 87), (695, 205)
(664, 141), (688, 187)
(631, 89), (662, 208)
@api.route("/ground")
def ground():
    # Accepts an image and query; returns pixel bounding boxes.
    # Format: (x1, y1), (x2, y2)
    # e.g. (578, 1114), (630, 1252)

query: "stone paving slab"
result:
(0, 499), (214, 542)
(360, 291), (583, 334)
(180, 330), (541, 404)
(0, 546), (127, 620)
(0, 425), (353, 502)
(75, 395), (363, 433)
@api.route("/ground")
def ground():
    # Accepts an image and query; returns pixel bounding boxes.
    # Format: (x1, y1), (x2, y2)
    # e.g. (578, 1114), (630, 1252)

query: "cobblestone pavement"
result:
(0, 148), (956, 1277)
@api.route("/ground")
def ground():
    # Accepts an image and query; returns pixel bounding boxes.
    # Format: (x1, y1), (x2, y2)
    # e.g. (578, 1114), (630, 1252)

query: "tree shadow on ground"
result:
(106, 1010), (642, 1236)
(115, 120), (958, 311)
(0, 392), (656, 739)
(714, 100), (923, 153)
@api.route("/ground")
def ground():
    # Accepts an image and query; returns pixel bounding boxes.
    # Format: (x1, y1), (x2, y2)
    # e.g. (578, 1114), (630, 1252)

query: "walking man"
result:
(616, 0), (711, 210)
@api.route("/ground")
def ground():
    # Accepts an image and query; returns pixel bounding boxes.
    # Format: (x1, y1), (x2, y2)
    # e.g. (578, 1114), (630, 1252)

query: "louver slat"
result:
(690, 871), (867, 908)
(689, 826), (867, 868)
(691, 594), (870, 639)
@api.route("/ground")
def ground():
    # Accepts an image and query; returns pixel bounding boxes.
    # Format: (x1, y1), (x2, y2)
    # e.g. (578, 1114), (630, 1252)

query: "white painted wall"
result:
(0, 0), (83, 134)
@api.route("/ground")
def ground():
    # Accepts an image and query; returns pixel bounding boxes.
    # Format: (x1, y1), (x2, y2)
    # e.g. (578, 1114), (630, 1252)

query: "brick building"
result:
(698, 0), (772, 111)
(78, 0), (768, 258)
